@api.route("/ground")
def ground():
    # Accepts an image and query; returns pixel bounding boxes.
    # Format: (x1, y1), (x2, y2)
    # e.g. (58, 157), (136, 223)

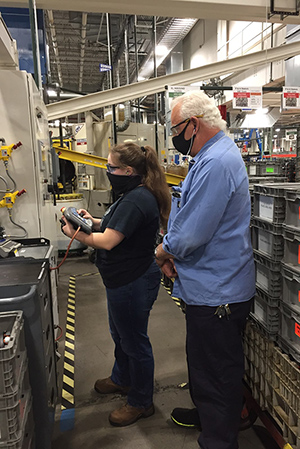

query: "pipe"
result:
(47, 10), (63, 86)
(85, 111), (94, 154)
(270, 23), (274, 82)
(78, 12), (87, 92)
(116, 26), (131, 132)
(47, 40), (300, 120)
(96, 13), (105, 43)
(153, 17), (159, 154)
(134, 15), (140, 123)
(106, 13), (117, 144)
(28, 0), (42, 93)
(116, 102), (131, 132)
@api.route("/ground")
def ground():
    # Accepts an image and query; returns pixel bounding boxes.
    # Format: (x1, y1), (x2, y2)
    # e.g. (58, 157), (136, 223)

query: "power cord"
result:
(50, 227), (81, 271)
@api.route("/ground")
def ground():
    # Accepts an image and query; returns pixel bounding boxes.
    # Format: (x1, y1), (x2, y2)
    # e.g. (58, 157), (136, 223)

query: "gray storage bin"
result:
(248, 176), (287, 184)
(258, 161), (283, 176)
(250, 287), (280, 334)
(284, 184), (300, 231)
(282, 263), (300, 315)
(0, 392), (32, 449)
(0, 259), (58, 449)
(282, 226), (300, 274)
(247, 163), (260, 176)
(247, 161), (283, 177)
(253, 183), (286, 223)
(253, 250), (282, 297)
(279, 302), (300, 363)
(0, 311), (26, 396)
(251, 217), (283, 261)
(0, 388), (30, 444)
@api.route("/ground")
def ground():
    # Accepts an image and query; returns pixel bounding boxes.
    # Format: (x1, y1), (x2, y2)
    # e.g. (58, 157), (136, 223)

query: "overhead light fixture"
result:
(155, 45), (169, 56)
(270, 0), (299, 17)
(274, 134), (278, 137)
(275, 128), (280, 132)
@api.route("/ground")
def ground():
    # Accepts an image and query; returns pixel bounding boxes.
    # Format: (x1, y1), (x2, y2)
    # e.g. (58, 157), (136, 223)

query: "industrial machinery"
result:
(0, 70), (57, 248)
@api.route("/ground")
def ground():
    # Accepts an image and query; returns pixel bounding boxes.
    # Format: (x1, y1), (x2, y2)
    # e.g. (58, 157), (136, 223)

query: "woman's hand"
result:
(77, 209), (101, 231)
(77, 209), (93, 220)
(61, 216), (76, 239)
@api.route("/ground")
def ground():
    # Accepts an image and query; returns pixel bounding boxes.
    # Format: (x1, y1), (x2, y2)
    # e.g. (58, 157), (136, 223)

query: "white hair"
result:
(171, 90), (227, 131)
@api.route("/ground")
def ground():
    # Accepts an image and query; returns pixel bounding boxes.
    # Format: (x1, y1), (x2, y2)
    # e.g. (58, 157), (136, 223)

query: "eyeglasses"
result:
(170, 114), (204, 136)
(106, 163), (120, 173)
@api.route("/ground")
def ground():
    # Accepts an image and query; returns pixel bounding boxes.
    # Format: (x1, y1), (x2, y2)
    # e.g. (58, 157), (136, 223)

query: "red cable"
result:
(55, 325), (63, 341)
(50, 227), (81, 271)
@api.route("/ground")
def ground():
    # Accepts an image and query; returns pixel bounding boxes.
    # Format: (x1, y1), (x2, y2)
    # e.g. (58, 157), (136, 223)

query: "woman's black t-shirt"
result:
(95, 186), (159, 288)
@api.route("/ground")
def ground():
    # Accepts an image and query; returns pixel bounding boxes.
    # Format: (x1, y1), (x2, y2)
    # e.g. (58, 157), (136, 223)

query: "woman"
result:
(62, 143), (170, 427)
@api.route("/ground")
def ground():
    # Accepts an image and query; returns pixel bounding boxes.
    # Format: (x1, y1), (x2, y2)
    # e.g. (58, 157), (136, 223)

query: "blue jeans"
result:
(106, 261), (160, 408)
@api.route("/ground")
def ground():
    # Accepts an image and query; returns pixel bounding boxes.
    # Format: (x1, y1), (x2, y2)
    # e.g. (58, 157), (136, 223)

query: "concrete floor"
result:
(51, 254), (279, 449)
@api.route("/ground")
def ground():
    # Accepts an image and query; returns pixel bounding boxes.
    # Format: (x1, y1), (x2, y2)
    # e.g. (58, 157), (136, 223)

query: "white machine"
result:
(0, 69), (57, 247)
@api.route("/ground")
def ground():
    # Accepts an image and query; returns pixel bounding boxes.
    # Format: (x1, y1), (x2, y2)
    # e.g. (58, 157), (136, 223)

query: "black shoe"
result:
(170, 407), (201, 429)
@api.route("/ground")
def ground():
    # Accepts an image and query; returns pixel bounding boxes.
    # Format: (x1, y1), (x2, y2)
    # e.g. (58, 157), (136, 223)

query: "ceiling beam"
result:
(1, 0), (300, 23)
(47, 40), (300, 120)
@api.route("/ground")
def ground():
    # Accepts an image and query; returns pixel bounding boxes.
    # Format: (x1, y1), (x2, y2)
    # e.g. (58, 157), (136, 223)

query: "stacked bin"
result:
(249, 182), (300, 448)
(251, 183), (287, 337)
(0, 311), (34, 449)
(280, 185), (300, 363)
(244, 321), (300, 448)
(246, 160), (285, 178)
(0, 259), (57, 449)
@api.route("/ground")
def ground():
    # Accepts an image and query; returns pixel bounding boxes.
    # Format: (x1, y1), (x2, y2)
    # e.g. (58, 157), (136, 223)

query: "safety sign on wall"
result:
(232, 86), (262, 110)
(286, 129), (297, 141)
(282, 87), (300, 109)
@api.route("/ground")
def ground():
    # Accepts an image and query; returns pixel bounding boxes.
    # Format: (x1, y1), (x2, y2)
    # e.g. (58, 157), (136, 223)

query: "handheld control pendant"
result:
(60, 207), (93, 234)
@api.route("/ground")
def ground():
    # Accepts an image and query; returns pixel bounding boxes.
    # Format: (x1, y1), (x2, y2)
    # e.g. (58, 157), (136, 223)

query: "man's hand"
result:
(161, 259), (178, 278)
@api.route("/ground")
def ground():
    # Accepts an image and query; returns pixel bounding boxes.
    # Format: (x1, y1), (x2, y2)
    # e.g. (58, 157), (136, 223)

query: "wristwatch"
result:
(154, 247), (159, 260)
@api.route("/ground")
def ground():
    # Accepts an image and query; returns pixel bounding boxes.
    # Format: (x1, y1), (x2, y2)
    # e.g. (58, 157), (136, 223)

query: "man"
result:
(155, 90), (255, 449)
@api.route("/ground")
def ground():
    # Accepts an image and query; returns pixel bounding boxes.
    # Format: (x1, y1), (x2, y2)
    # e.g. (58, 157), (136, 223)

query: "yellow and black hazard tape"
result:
(60, 271), (100, 431)
(61, 275), (76, 411)
(161, 276), (185, 313)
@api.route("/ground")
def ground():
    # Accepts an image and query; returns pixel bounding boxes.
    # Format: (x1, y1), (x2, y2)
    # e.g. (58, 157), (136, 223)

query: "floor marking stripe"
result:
(63, 374), (74, 388)
(65, 351), (75, 362)
(60, 275), (77, 431)
(60, 272), (100, 432)
(64, 362), (75, 374)
(65, 341), (75, 350)
(66, 332), (75, 340)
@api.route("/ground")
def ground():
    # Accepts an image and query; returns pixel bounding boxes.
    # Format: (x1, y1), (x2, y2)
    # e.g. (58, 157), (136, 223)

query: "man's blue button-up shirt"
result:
(163, 131), (255, 306)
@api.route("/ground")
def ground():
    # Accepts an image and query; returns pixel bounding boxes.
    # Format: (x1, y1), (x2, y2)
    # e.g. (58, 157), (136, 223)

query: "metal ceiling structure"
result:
(2, 0), (300, 24)
(1, 0), (300, 126)
(42, 11), (197, 121)
(47, 40), (300, 120)
(44, 12), (178, 95)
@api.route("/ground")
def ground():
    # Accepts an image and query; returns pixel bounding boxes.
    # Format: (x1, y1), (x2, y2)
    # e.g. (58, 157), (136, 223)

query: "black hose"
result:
(5, 167), (17, 192)
(7, 210), (28, 238)
(0, 175), (9, 193)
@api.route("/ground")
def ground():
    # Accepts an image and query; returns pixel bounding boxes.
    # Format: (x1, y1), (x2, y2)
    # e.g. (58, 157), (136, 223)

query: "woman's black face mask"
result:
(106, 172), (142, 196)
(172, 121), (195, 156)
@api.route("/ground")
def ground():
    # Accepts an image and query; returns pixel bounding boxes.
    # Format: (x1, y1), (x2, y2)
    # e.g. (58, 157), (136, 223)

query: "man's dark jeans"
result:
(186, 299), (253, 449)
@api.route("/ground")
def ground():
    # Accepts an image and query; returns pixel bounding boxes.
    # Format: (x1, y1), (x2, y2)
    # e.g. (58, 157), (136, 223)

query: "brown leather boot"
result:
(94, 377), (130, 395)
(109, 403), (155, 427)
